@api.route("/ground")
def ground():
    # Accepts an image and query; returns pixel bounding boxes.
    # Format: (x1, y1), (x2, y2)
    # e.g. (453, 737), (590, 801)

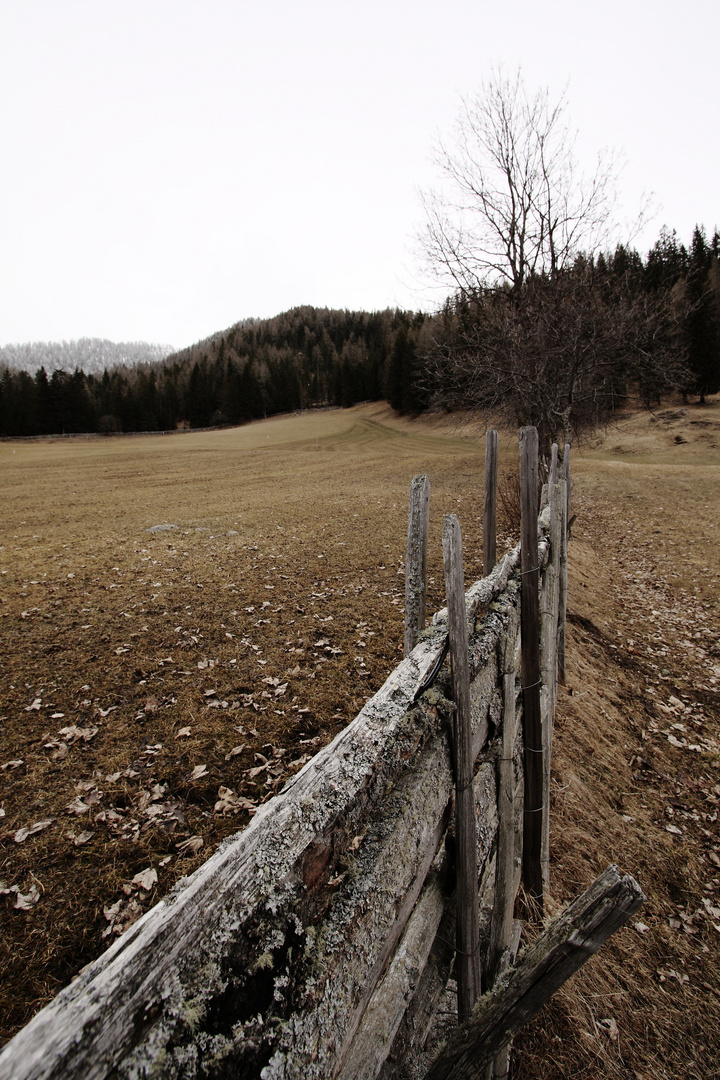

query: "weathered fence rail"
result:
(0, 431), (636, 1080)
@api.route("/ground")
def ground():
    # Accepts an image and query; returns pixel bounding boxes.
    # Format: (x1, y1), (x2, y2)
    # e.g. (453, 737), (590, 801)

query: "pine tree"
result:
(686, 226), (720, 402)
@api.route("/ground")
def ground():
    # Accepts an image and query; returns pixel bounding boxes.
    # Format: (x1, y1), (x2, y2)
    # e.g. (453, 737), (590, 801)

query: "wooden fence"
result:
(0, 429), (641, 1080)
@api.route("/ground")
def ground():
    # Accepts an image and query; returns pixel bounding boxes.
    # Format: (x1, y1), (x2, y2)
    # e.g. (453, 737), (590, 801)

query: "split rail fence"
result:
(0, 427), (643, 1080)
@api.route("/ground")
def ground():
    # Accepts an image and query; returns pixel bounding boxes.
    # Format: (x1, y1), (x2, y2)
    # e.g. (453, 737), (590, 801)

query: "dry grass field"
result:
(1, 399), (720, 1078)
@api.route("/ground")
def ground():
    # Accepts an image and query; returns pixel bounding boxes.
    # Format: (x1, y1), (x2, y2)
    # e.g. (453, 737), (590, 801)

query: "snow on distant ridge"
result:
(0, 338), (175, 375)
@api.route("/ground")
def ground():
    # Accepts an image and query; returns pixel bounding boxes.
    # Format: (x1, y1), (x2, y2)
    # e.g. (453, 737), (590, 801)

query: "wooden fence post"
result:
(562, 442), (572, 534)
(405, 474), (431, 655)
(483, 430), (498, 577)
(442, 514), (481, 1020)
(557, 445), (570, 684)
(549, 443), (559, 488)
(519, 427), (543, 911)
(487, 624), (519, 990)
(486, 621), (521, 1079)
(539, 479), (564, 895)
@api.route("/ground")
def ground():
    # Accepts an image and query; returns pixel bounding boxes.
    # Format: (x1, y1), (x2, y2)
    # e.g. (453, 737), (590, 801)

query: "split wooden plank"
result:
(483, 430), (498, 577)
(405, 474), (431, 654)
(423, 866), (646, 1080)
(519, 426), (543, 909)
(443, 513), (481, 1020)
(338, 763), (498, 1080)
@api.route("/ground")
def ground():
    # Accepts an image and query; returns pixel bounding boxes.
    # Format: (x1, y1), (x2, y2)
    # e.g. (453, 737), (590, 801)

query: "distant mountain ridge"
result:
(0, 338), (175, 376)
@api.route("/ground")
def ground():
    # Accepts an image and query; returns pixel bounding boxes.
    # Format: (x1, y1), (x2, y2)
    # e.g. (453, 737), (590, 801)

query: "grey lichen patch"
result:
(253, 952), (275, 973)
(181, 995), (208, 1034)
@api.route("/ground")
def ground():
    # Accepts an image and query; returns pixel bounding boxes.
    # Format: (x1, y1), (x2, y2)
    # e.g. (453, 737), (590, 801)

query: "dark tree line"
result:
(1, 229), (717, 442)
(0, 307), (430, 437)
(419, 226), (720, 452)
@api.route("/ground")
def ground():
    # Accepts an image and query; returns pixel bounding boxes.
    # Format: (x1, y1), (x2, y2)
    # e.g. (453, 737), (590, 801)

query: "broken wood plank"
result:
(423, 866), (646, 1080)
(443, 513), (481, 1020)
(405, 474), (431, 654)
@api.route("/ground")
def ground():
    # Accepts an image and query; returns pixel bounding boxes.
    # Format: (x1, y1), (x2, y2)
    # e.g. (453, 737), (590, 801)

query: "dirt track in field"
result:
(2, 399), (720, 1079)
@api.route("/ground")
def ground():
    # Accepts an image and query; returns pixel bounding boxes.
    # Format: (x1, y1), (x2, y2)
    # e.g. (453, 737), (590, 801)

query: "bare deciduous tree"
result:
(420, 70), (622, 296)
(416, 72), (684, 452)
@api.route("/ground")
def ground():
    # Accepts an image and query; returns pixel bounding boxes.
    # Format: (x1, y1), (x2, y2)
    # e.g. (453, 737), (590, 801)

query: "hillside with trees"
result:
(2, 230), (717, 442)
(0, 230), (717, 442)
(0, 308), (430, 437)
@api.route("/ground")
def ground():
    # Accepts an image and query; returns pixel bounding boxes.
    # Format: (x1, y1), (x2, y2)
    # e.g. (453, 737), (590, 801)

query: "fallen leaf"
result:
(14, 819), (55, 843)
(214, 786), (256, 814)
(224, 744), (246, 761)
(11, 885), (41, 911)
(189, 764), (208, 781)
(102, 896), (143, 938)
(1, 760), (23, 771)
(132, 868), (158, 891)
(633, 921), (650, 933)
(68, 830), (95, 846)
(25, 698), (42, 712)
(657, 967), (689, 985)
(103, 899), (123, 922)
(176, 835), (204, 855)
(65, 794), (100, 815)
(597, 1018), (619, 1043)
(175, 727), (191, 738)
(58, 724), (98, 743)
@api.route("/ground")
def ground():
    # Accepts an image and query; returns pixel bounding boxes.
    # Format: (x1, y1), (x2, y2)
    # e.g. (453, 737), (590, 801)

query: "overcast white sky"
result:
(1, 0), (717, 350)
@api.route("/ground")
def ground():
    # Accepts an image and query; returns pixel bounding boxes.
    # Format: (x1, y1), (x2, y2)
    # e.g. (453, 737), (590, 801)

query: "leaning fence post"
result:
(423, 866), (645, 1080)
(483, 430), (498, 577)
(442, 513), (481, 1020)
(519, 427), (543, 911)
(405, 474), (431, 655)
